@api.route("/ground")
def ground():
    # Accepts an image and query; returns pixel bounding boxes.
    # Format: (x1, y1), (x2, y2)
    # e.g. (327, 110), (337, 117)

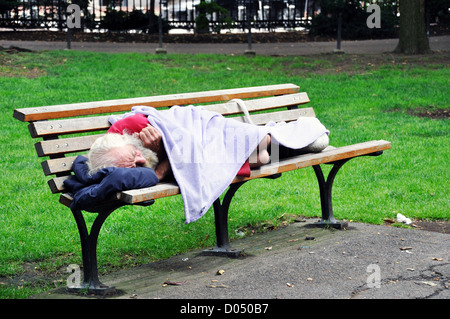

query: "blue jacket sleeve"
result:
(64, 156), (159, 211)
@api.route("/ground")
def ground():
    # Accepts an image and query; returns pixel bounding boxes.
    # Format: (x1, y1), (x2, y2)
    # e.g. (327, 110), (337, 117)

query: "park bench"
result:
(13, 83), (391, 295)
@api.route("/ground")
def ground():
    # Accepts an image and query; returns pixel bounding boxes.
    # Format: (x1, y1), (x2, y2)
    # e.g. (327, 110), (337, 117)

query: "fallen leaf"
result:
(163, 280), (187, 286)
(400, 247), (412, 250)
(286, 283), (294, 287)
(432, 257), (443, 261)
(207, 284), (230, 288)
(420, 281), (437, 287)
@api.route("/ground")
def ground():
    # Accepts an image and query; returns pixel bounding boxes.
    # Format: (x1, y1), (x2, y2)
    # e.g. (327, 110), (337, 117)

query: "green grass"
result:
(0, 50), (448, 298)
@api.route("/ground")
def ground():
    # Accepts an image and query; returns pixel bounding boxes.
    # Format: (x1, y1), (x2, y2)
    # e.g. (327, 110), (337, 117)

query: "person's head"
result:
(87, 133), (158, 175)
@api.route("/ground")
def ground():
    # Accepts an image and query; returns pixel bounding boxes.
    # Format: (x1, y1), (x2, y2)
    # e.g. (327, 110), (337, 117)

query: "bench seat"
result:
(58, 140), (390, 208)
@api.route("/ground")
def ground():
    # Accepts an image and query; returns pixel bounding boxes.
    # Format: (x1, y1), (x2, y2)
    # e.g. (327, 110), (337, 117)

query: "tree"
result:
(195, 0), (232, 34)
(395, 0), (431, 54)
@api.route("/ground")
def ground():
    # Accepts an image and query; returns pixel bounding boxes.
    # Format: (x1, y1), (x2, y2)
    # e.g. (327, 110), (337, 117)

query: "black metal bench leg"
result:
(203, 181), (247, 257)
(69, 208), (117, 295)
(312, 159), (350, 229)
(68, 200), (155, 295)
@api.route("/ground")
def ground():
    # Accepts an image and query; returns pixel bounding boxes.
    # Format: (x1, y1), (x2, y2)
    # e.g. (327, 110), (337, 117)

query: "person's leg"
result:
(249, 134), (271, 168)
(248, 132), (329, 168)
(275, 133), (330, 160)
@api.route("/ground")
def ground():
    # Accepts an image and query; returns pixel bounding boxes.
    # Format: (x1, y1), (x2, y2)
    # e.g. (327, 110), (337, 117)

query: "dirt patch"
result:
(0, 45), (67, 78)
(412, 220), (450, 234)
(284, 50), (450, 77)
(384, 218), (449, 234)
(0, 45), (43, 77)
(387, 105), (449, 120)
(407, 106), (449, 119)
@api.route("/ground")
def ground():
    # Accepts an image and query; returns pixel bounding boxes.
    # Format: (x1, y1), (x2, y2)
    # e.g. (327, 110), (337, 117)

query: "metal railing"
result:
(0, 0), (319, 32)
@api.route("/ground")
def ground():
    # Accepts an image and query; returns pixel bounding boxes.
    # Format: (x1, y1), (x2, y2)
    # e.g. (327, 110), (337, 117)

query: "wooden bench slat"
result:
(35, 134), (104, 157)
(48, 176), (68, 194)
(42, 156), (78, 176)
(59, 193), (73, 208)
(29, 116), (110, 138)
(234, 140), (392, 182)
(14, 84), (300, 122)
(28, 93), (309, 138)
(119, 182), (181, 203)
(232, 107), (315, 125)
(202, 92), (309, 115)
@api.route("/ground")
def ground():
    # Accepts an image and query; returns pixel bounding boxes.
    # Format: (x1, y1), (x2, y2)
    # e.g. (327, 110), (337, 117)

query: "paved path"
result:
(33, 219), (449, 303)
(1, 35), (449, 55)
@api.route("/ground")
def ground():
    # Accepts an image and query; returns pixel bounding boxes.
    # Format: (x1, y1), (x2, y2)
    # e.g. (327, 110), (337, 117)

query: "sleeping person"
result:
(87, 113), (272, 181)
(85, 104), (329, 223)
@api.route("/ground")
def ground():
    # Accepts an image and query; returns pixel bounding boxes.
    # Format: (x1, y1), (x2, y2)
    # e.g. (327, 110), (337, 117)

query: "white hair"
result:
(87, 133), (159, 175)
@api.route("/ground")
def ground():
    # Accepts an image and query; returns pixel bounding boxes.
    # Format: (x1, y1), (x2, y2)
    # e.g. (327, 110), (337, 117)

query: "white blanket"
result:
(110, 105), (328, 223)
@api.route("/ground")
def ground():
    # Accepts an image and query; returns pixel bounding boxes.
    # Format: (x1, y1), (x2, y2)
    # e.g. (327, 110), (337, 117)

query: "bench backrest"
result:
(13, 84), (313, 195)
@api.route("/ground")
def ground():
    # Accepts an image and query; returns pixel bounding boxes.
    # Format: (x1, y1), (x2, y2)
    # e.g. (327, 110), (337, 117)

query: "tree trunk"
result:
(395, 0), (431, 54)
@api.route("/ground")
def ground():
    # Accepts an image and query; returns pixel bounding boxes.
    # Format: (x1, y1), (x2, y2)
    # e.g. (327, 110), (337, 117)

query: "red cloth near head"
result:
(107, 113), (149, 134)
(237, 160), (250, 177)
(107, 113), (251, 177)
